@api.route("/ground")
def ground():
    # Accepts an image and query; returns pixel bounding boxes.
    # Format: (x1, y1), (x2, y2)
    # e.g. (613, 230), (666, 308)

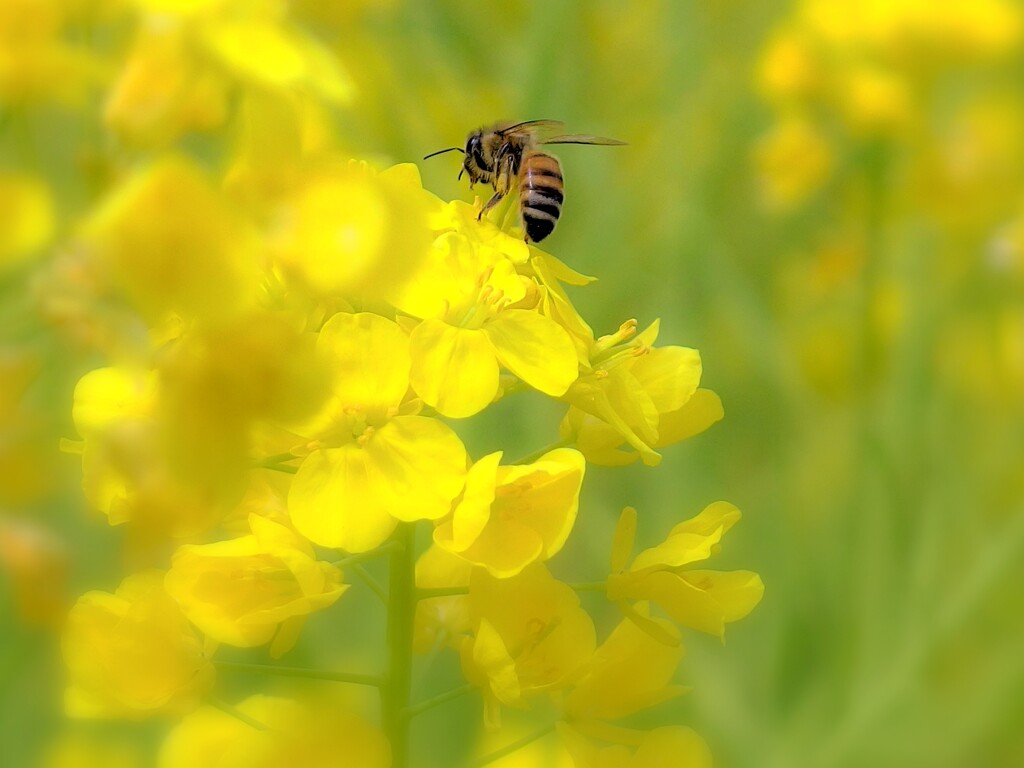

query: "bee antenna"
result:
(423, 147), (465, 160)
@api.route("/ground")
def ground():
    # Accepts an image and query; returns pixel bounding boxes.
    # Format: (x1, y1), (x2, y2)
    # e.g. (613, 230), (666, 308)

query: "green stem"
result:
(383, 523), (416, 768)
(351, 563), (388, 604)
(403, 682), (473, 720)
(467, 723), (557, 768)
(206, 694), (267, 730)
(416, 585), (469, 600)
(214, 660), (384, 687)
(511, 436), (574, 465)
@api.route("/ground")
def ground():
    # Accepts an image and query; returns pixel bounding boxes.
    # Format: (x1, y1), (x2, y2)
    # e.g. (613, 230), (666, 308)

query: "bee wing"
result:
(495, 119), (566, 137)
(540, 134), (627, 146)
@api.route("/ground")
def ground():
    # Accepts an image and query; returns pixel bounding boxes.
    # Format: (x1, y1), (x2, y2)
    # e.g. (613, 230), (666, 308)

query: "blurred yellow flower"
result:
(62, 570), (214, 719)
(462, 565), (596, 729)
(165, 514), (347, 657)
(80, 156), (261, 324)
(0, 172), (55, 268)
(608, 504), (764, 640)
(270, 162), (436, 300)
(753, 115), (833, 210)
(288, 312), (468, 552)
(159, 694), (390, 768)
(104, 22), (229, 145)
(0, 0), (100, 105)
(70, 366), (226, 536)
(559, 724), (712, 768)
(434, 448), (585, 578)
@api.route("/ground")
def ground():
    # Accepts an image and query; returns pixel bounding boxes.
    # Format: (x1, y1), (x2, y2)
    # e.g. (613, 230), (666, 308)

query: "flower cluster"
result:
(3, 2), (762, 766)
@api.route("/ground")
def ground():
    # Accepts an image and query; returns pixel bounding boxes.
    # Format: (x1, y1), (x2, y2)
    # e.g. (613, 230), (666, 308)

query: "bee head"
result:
(462, 130), (491, 182)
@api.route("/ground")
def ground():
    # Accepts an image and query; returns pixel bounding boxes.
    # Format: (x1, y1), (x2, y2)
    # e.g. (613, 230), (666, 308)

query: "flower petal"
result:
(363, 416), (468, 522)
(317, 312), (410, 416)
(288, 446), (398, 552)
(409, 319), (499, 418)
(485, 309), (578, 396)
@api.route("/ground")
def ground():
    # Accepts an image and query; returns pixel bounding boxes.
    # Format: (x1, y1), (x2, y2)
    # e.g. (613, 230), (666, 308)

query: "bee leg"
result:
(477, 191), (506, 220)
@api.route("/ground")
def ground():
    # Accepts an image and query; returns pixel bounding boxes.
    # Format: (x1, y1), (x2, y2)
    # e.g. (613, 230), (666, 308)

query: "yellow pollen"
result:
(357, 426), (376, 446)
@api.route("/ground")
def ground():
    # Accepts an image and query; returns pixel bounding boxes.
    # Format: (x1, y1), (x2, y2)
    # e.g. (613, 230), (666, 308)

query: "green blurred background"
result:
(3, 1), (1024, 766)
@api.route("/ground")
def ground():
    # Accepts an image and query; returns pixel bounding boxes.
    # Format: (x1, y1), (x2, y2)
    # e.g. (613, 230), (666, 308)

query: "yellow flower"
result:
(559, 724), (712, 768)
(270, 162), (437, 301)
(0, 0), (101, 105)
(62, 570), (214, 718)
(70, 366), (226, 537)
(393, 231), (578, 418)
(80, 156), (261, 324)
(155, 310), (327, 499)
(159, 694), (390, 768)
(0, 172), (54, 268)
(104, 22), (229, 146)
(165, 514), (347, 657)
(560, 320), (722, 467)
(461, 565), (596, 729)
(753, 115), (833, 210)
(608, 504), (764, 640)
(434, 448), (585, 578)
(565, 608), (685, 723)
(288, 312), (468, 552)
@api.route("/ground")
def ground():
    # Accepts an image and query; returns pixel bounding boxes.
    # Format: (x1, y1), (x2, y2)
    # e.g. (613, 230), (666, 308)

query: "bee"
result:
(424, 119), (625, 243)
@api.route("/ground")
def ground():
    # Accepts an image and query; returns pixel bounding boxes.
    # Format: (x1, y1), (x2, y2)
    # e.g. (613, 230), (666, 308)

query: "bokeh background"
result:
(3, 1), (1024, 766)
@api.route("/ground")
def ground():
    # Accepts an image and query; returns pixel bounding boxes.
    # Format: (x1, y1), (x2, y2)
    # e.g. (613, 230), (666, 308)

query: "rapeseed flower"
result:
(287, 312), (468, 552)
(560, 319), (722, 466)
(462, 565), (596, 729)
(608, 504), (765, 640)
(394, 231), (578, 417)
(62, 570), (214, 719)
(434, 448), (585, 577)
(165, 514), (347, 656)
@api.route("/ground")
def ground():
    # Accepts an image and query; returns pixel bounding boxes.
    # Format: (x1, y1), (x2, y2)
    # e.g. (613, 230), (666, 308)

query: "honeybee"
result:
(424, 119), (625, 243)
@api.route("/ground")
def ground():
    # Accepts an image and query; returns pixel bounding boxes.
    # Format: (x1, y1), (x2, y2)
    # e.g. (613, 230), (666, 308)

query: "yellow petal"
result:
(409, 319), (499, 418)
(654, 388), (724, 447)
(317, 312), (410, 416)
(473, 619), (521, 706)
(455, 517), (545, 578)
(435, 451), (501, 552)
(666, 501), (742, 540)
(72, 367), (155, 436)
(682, 569), (765, 623)
(288, 446), (398, 552)
(495, 447), (585, 558)
(485, 309), (578, 396)
(363, 415), (468, 522)
(566, 608), (684, 721)
(630, 347), (702, 413)
(81, 156), (260, 322)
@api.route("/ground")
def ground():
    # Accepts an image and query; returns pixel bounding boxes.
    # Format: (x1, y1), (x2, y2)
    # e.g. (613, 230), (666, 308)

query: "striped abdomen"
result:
(519, 150), (564, 242)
